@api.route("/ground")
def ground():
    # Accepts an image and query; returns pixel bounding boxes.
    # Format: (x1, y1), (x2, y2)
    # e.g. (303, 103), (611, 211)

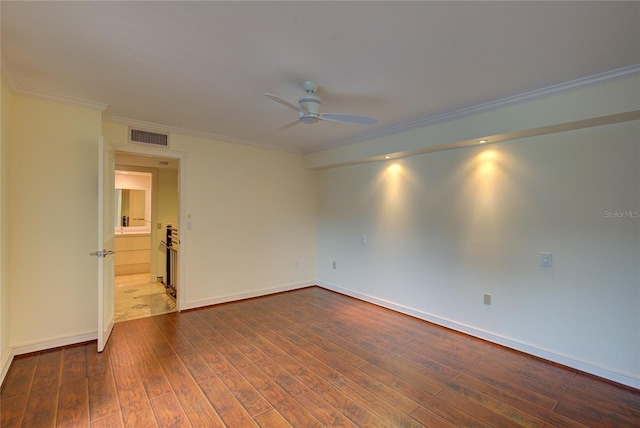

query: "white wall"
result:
(104, 121), (318, 309)
(8, 95), (103, 349)
(317, 120), (640, 387)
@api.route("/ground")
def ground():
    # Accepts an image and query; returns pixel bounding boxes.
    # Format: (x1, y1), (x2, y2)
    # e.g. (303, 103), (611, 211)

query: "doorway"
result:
(113, 152), (179, 322)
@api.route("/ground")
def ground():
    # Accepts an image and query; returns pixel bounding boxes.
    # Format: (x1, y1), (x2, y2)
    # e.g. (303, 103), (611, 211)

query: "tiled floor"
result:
(114, 273), (176, 322)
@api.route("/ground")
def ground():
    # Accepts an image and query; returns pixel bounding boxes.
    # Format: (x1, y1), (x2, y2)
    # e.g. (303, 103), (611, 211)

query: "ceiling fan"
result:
(265, 81), (377, 130)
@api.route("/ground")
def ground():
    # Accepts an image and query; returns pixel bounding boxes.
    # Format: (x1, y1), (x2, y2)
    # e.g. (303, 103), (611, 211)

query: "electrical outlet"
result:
(484, 294), (491, 305)
(332, 261), (337, 269)
(540, 252), (552, 268)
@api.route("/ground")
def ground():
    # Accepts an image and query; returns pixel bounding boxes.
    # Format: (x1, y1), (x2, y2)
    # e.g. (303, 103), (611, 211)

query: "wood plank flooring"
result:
(2, 286), (639, 427)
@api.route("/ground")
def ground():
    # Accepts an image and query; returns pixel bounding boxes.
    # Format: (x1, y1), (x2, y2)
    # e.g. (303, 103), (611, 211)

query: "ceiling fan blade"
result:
(265, 93), (305, 114)
(278, 118), (301, 130)
(319, 113), (377, 125)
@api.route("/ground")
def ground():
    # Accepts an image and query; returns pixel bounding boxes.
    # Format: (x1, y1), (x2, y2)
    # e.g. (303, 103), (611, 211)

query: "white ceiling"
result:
(2, 1), (639, 154)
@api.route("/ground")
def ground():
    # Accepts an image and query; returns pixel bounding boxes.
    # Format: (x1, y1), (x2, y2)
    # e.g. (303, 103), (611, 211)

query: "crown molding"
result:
(5, 59), (637, 155)
(1, 59), (108, 111)
(15, 88), (108, 111)
(2, 56), (289, 152)
(314, 63), (640, 154)
(103, 114), (301, 154)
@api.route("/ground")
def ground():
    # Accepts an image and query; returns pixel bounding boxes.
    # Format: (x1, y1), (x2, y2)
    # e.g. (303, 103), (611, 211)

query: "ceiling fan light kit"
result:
(265, 81), (377, 129)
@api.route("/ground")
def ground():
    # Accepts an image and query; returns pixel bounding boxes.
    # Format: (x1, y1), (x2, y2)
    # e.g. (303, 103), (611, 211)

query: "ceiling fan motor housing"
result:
(298, 94), (321, 123)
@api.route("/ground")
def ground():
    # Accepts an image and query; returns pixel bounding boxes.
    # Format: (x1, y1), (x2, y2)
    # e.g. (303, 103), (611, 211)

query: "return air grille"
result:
(129, 128), (169, 147)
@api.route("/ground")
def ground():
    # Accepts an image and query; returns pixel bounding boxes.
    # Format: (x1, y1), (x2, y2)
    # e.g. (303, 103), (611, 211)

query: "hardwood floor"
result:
(2, 286), (639, 427)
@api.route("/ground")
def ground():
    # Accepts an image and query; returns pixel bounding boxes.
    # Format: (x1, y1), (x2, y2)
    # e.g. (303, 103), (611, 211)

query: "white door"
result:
(96, 137), (115, 352)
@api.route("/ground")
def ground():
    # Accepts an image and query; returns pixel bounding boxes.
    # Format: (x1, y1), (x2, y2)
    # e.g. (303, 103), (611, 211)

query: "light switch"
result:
(484, 294), (491, 305)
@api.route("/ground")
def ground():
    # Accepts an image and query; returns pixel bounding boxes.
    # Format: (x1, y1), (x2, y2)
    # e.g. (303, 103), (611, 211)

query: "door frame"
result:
(110, 143), (187, 312)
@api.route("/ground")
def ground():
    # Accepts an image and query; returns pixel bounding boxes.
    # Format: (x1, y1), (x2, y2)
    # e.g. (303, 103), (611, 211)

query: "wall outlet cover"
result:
(540, 252), (553, 268)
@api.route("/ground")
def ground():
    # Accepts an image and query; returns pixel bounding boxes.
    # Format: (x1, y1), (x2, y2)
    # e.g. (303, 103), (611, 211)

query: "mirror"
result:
(114, 170), (152, 234)
(115, 189), (147, 228)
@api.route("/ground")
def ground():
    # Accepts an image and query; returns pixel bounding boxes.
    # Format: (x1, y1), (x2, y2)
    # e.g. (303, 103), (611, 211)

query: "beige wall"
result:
(0, 80), (11, 378)
(104, 121), (319, 309)
(3, 99), (317, 360)
(179, 137), (318, 307)
(155, 168), (178, 281)
(8, 94), (103, 348)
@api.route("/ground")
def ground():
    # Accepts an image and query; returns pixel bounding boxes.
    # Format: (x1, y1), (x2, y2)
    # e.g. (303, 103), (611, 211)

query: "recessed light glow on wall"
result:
(478, 139), (488, 144)
(387, 163), (402, 173)
(384, 156), (391, 159)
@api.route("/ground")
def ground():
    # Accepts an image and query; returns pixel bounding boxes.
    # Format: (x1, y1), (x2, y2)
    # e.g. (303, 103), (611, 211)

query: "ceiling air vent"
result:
(128, 127), (169, 147)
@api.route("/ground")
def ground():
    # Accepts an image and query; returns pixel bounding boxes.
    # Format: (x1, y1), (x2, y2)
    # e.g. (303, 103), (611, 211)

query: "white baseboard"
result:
(1, 346), (13, 386)
(317, 281), (640, 390)
(181, 280), (315, 311)
(2, 280), (313, 383)
(1, 331), (98, 386)
(4, 282), (637, 391)
(12, 331), (98, 357)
